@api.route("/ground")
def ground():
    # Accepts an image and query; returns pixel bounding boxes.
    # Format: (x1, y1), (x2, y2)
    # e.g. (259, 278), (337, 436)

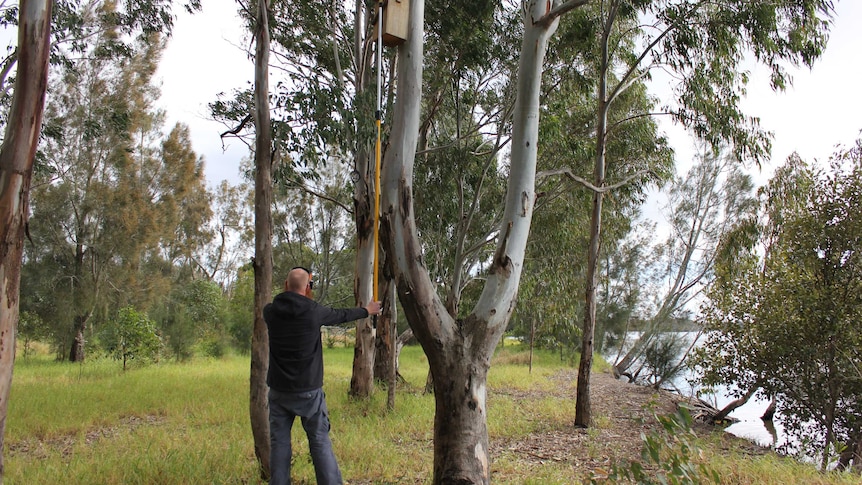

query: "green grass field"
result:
(5, 344), (860, 484)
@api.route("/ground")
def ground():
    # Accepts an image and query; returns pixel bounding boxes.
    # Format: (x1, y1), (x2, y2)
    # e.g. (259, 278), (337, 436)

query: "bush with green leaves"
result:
(591, 406), (720, 484)
(100, 306), (162, 370)
(18, 311), (51, 358)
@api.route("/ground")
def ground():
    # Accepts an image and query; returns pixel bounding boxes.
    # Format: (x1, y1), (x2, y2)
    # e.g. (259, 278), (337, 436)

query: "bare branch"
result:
(0, 47), (17, 95)
(283, 178), (354, 214)
(221, 113), (253, 138)
(536, 167), (653, 194)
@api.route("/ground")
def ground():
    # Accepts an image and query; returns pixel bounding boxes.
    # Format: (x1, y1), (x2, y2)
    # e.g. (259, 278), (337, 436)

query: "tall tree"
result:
(613, 149), (756, 383)
(0, 1), (51, 480)
(157, 124), (214, 274)
(25, 21), (208, 361)
(249, 0), (273, 477)
(564, 0), (834, 426)
(517, 2), (673, 366)
(381, 1), (589, 482)
(204, 180), (254, 287)
(213, 0), (384, 399)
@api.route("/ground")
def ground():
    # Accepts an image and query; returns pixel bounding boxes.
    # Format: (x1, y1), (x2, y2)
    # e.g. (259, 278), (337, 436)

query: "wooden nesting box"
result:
(382, 0), (409, 46)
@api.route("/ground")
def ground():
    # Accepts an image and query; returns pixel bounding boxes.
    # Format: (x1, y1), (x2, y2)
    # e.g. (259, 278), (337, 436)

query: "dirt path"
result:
(488, 370), (765, 482)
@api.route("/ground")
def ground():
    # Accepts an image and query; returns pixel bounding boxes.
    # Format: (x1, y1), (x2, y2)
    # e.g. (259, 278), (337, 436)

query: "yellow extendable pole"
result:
(373, 1), (383, 304)
(373, 117), (381, 302)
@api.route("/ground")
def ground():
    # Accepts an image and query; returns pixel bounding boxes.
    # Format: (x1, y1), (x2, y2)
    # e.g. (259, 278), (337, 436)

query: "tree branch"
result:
(0, 48), (17, 95)
(220, 114), (253, 138)
(536, 167), (653, 194)
(714, 385), (759, 422)
(538, 0), (589, 27)
(284, 178), (354, 214)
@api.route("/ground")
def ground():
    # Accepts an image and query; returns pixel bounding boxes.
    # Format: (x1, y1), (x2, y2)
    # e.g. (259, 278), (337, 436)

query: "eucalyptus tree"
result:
(548, 0), (836, 427)
(0, 1), (51, 479)
(204, 180), (254, 287)
(25, 24), (210, 362)
(415, 0), (514, 319)
(613, 149), (757, 384)
(517, 4), (673, 364)
(217, 0), (512, 401)
(271, 161), (355, 307)
(694, 144), (862, 471)
(380, 1), (597, 482)
(249, 0), (273, 476)
(213, 0), (385, 399)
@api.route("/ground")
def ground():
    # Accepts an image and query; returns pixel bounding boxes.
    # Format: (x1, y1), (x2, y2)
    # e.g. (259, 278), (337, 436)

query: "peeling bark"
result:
(0, 1), (52, 480)
(348, 0), (378, 400)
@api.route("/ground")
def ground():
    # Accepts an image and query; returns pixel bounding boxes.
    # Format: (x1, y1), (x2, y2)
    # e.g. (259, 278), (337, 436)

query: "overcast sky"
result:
(156, 2), (862, 192)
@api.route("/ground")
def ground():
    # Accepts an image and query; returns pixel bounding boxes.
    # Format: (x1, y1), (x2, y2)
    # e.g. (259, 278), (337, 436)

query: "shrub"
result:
(100, 306), (162, 371)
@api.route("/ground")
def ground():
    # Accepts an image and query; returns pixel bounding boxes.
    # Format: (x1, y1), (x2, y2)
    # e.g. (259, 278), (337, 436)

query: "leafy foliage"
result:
(591, 406), (720, 484)
(21, 9), (214, 361)
(100, 306), (162, 370)
(693, 141), (862, 469)
(155, 279), (227, 361)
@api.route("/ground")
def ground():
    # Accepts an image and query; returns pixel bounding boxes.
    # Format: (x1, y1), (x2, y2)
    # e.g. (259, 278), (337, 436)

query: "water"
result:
(710, 389), (782, 448)
(609, 331), (782, 449)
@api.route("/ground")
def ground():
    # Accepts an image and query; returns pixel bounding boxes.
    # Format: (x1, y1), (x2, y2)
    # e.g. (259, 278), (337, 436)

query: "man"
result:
(263, 266), (382, 485)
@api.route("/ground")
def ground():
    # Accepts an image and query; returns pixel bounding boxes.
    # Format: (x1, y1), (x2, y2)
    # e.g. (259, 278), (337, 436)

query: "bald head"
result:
(285, 267), (312, 294)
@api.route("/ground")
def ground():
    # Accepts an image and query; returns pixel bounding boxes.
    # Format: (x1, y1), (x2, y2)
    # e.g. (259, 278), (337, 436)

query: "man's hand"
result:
(365, 301), (383, 316)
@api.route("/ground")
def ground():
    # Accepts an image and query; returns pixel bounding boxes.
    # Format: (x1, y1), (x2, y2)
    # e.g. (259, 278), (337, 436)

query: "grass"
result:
(5, 344), (861, 484)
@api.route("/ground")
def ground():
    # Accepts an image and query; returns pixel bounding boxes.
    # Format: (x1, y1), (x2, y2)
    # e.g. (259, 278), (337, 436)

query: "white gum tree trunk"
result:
(348, 0), (377, 400)
(381, 1), (582, 482)
(0, 1), (52, 481)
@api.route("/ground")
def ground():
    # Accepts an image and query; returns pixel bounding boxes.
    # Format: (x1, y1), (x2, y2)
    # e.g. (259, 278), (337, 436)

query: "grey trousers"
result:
(268, 387), (343, 485)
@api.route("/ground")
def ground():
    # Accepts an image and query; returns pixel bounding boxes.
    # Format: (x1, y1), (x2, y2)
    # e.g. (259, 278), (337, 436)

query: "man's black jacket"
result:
(263, 291), (368, 393)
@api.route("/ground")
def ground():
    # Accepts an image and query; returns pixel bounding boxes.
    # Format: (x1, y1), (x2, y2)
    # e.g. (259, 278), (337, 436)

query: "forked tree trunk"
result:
(0, 1), (52, 480)
(250, 0), (273, 478)
(380, 1), (579, 482)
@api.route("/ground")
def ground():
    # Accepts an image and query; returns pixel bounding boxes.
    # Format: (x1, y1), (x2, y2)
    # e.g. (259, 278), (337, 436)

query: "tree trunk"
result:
(0, 0), (52, 480)
(714, 386), (758, 423)
(348, 151), (376, 400)
(575, 2), (613, 428)
(760, 397), (776, 421)
(348, 0), (377, 400)
(379, 1), (572, 482)
(68, 240), (87, 362)
(852, 435), (862, 473)
(374, 276), (396, 386)
(69, 315), (88, 362)
(385, 281), (398, 409)
(430, 344), (491, 483)
(250, 0), (273, 478)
